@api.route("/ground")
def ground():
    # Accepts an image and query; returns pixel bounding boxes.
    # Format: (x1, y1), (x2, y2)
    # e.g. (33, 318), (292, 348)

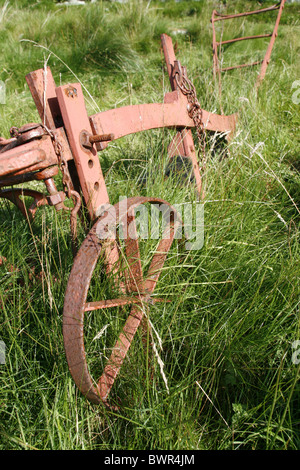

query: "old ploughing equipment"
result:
(0, 34), (236, 407)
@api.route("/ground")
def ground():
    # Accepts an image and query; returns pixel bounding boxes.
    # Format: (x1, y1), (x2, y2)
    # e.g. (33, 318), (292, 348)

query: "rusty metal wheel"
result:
(63, 196), (182, 406)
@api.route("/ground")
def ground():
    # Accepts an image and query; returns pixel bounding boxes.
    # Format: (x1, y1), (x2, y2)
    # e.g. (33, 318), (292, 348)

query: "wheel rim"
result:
(63, 196), (182, 406)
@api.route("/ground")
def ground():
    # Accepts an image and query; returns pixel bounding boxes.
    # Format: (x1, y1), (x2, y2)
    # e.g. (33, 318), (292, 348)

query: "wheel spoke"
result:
(97, 303), (144, 401)
(144, 208), (181, 294)
(123, 209), (144, 293)
(85, 297), (137, 312)
(85, 296), (169, 312)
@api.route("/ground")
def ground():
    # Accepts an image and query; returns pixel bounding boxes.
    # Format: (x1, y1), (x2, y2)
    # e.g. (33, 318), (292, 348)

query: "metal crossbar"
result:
(211, 0), (286, 91)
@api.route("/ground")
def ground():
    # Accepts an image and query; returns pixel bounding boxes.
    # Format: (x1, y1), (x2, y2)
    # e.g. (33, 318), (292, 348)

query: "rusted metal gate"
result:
(211, 0), (286, 92)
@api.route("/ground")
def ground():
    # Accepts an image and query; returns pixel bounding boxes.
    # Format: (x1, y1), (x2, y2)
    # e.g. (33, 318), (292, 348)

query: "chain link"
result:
(42, 125), (81, 253)
(174, 71), (207, 172)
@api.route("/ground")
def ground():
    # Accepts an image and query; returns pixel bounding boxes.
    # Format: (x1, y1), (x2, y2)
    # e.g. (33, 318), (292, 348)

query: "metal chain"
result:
(174, 71), (207, 172)
(42, 125), (81, 253)
(51, 134), (72, 197)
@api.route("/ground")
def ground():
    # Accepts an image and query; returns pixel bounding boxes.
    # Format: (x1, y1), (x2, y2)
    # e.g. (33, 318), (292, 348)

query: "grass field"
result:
(0, 0), (299, 450)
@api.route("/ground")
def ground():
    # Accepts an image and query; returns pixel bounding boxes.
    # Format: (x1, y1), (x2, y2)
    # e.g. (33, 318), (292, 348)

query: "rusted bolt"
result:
(89, 133), (114, 144)
(46, 191), (66, 208)
(36, 170), (66, 211)
(65, 86), (78, 98)
(79, 130), (114, 150)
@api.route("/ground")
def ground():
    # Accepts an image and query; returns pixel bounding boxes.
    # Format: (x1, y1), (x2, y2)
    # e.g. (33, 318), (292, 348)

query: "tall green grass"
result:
(0, 0), (299, 450)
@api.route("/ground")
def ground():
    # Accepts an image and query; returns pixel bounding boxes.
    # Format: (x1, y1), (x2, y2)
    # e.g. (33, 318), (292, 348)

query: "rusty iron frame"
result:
(0, 34), (237, 407)
(1, 34), (237, 216)
(211, 0), (286, 92)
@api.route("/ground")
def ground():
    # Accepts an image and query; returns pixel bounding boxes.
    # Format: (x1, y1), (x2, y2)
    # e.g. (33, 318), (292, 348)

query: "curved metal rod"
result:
(0, 188), (48, 220)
